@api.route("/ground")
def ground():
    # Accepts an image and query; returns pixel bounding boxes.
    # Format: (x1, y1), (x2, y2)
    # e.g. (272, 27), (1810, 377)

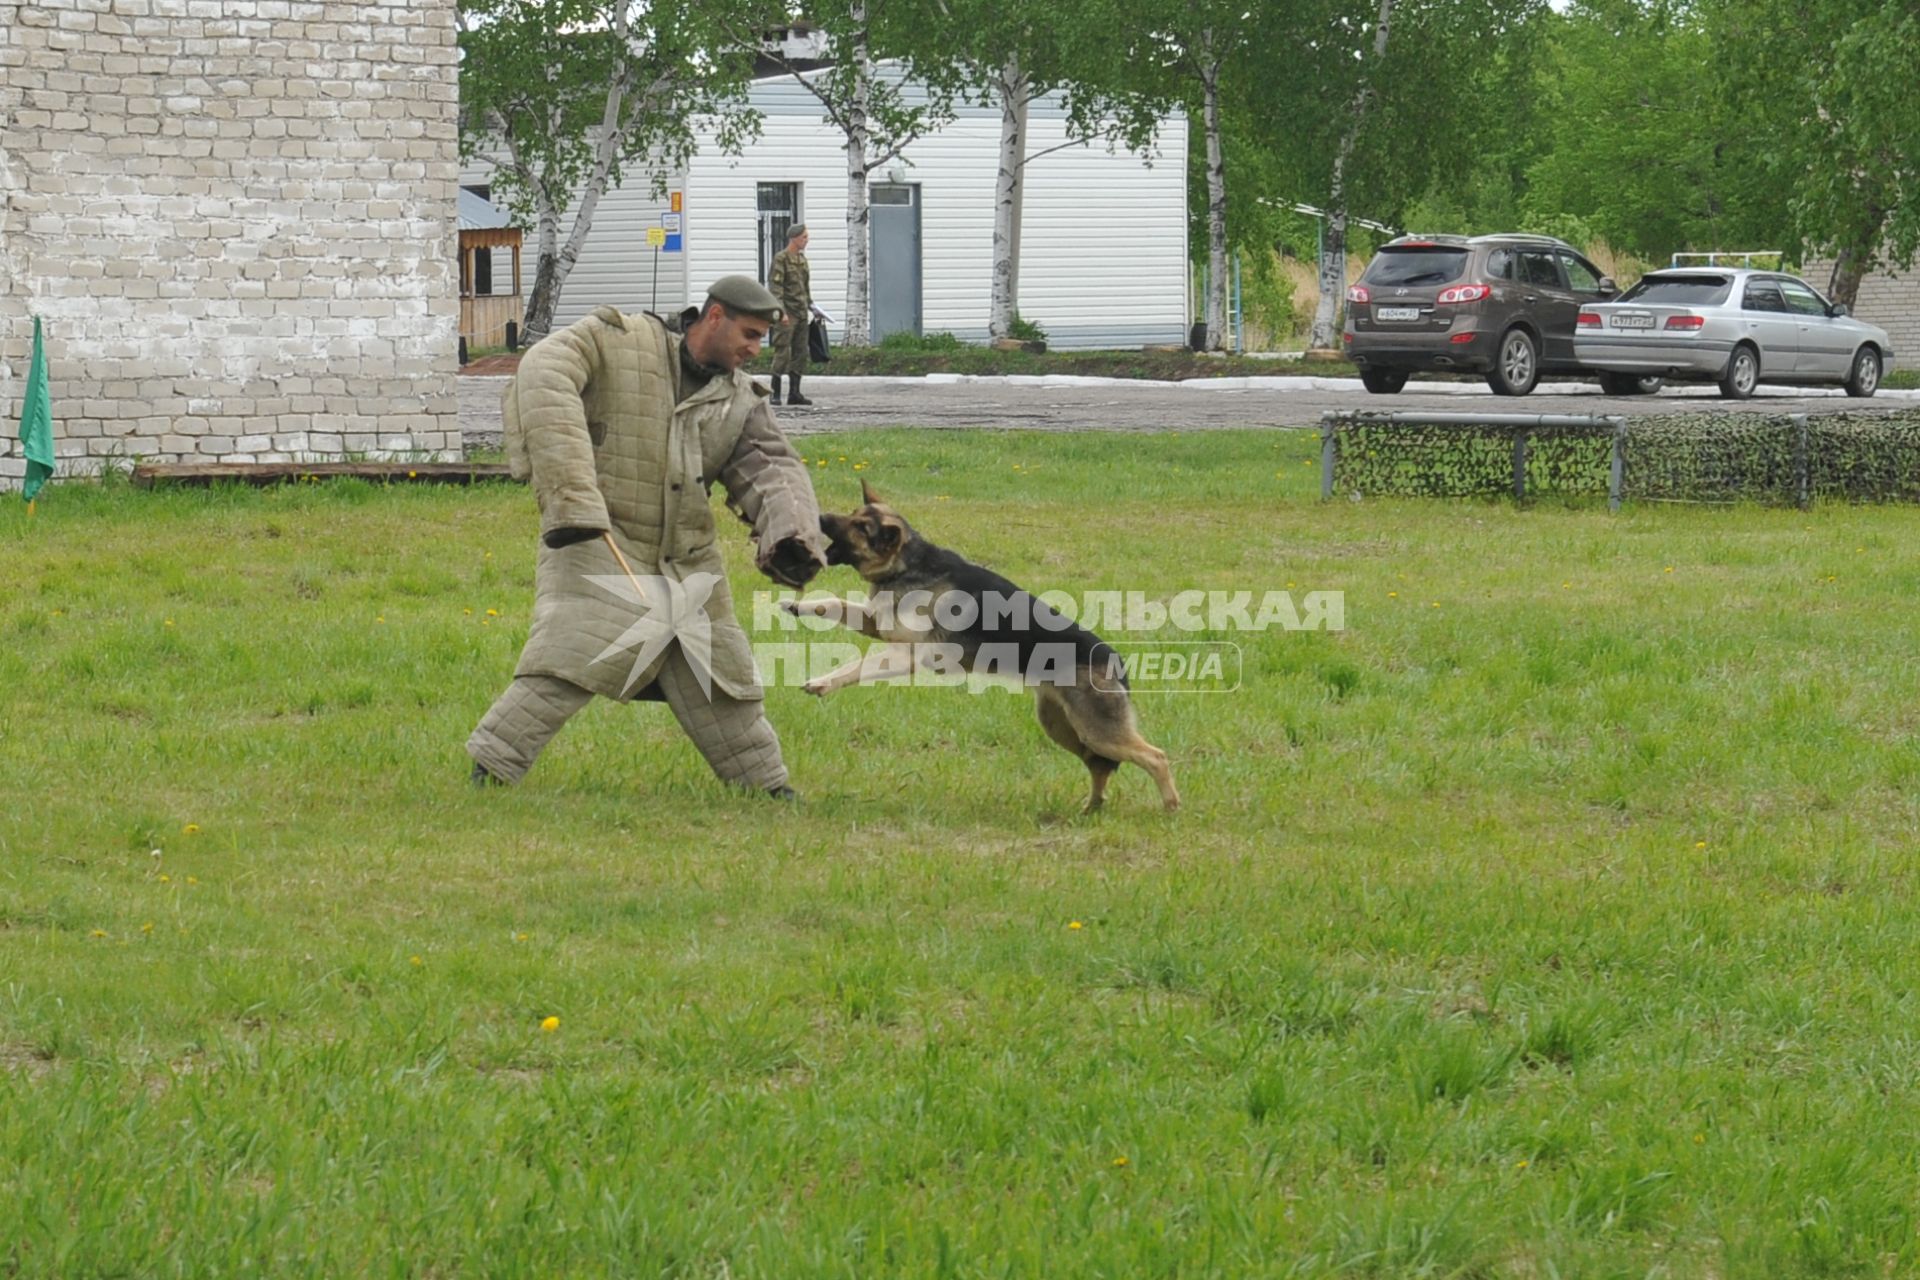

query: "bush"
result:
(1008, 311), (1048, 343)
(877, 330), (970, 354)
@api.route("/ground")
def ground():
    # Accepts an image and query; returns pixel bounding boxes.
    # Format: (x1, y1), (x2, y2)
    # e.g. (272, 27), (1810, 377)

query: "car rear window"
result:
(1619, 275), (1733, 305)
(1363, 248), (1469, 287)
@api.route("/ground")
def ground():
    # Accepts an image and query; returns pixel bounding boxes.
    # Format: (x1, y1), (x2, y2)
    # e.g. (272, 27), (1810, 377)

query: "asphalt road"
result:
(459, 372), (1919, 445)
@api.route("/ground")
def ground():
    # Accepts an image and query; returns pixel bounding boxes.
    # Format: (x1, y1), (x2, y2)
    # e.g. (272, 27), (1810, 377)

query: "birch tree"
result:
(1305, 0), (1394, 350)
(747, 0), (959, 347)
(1119, 1), (1263, 352)
(920, 0), (1165, 338)
(1712, 0), (1920, 307)
(458, 0), (759, 341)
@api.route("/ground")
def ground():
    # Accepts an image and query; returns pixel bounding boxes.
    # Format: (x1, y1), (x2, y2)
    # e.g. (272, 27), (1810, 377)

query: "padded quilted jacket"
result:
(502, 306), (826, 701)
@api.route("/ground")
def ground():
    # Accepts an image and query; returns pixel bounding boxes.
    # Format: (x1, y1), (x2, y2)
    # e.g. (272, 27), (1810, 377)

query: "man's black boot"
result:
(767, 784), (800, 801)
(786, 374), (813, 407)
(471, 761), (506, 788)
(769, 374), (782, 405)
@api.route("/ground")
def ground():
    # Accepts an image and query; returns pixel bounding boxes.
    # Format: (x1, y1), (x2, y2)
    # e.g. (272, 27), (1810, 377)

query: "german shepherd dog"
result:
(784, 481), (1180, 812)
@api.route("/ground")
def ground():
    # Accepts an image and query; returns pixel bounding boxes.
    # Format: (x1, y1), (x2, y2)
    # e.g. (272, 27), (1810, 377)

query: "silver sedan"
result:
(1573, 268), (1894, 399)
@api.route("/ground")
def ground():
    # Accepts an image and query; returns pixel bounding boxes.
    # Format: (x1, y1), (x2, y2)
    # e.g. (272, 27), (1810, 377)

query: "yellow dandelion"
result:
(1112, 1156), (1129, 1168)
(410, 954), (424, 966)
(158, 874), (171, 884)
(1515, 1159), (1529, 1169)
(164, 619), (175, 628)
(375, 617), (386, 624)
(1388, 591), (1398, 598)
(463, 608), (473, 615)
(1430, 601), (1439, 608)
(484, 551), (493, 559)
(1664, 566), (1674, 574)
(486, 608), (499, 617)
(91, 929), (108, 938)
(408, 470), (418, 479)
(182, 823), (201, 835)
(1068, 920), (1084, 931)
(540, 1015), (560, 1033)
(1694, 1133), (1705, 1144)
(1694, 841), (1707, 849)
(142, 922), (154, 934)
(838, 455), (846, 461)
(185, 876), (198, 885)
(853, 463), (865, 471)
(514, 932), (529, 942)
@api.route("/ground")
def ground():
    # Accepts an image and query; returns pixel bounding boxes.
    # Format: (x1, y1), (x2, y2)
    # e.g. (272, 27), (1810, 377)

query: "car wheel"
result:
(1844, 346), (1881, 398)
(1599, 372), (1662, 396)
(1718, 344), (1759, 400)
(1486, 329), (1539, 396)
(1361, 369), (1409, 395)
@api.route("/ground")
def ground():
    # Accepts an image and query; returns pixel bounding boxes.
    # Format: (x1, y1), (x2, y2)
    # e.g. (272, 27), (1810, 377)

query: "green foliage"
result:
(1521, 0), (1785, 259)
(1006, 311), (1048, 343)
(1240, 247), (1301, 346)
(1711, 0), (1920, 292)
(876, 330), (970, 353)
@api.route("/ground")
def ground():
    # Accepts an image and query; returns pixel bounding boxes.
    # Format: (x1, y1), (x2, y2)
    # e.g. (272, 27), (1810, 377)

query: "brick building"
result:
(0, 0), (462, 488)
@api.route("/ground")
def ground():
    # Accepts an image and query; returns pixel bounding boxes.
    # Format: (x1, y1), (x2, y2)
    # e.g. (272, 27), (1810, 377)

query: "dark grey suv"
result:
(1343, 233), (1657, 397)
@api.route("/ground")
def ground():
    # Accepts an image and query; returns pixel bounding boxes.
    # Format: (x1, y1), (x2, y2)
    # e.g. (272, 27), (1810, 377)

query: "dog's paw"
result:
(802, 678), (832, 698)
(779, 598), (804, 616)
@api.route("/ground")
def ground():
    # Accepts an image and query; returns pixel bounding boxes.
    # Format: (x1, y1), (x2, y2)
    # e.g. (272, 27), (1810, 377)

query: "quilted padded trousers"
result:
(466, 644), (788, 791)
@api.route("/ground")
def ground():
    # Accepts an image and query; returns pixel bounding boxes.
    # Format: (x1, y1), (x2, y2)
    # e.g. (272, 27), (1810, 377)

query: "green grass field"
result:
(4, 428), (1920, 1277)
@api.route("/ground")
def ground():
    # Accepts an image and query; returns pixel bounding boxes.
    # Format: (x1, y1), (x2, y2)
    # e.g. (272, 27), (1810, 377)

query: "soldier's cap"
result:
(703, 274), (784, 323)
(787, 223), (807, 240)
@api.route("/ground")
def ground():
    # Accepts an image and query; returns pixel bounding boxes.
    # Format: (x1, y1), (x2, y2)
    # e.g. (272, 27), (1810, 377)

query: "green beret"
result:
(705, 274), (784, 323)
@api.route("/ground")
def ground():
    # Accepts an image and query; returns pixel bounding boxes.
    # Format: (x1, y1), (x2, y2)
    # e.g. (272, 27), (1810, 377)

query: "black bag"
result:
(808, 317), (831, 364)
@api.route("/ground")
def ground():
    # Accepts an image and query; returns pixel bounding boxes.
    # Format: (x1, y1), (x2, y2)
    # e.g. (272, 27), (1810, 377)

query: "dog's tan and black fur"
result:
(784, 481), (1179, 812)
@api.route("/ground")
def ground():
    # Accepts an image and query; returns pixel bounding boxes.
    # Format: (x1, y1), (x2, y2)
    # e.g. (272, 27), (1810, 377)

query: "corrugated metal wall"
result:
(466, 67), (1189, 349)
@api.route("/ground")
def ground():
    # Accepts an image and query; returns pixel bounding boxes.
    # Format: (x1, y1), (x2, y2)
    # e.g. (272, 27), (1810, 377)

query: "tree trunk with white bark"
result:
(1308, 0), (1395, 351)
(1200, 36), (1229, 352)
(989, 56), (1028, 339)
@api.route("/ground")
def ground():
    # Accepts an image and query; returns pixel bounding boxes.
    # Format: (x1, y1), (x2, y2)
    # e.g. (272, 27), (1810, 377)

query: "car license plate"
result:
(1610, 313), (1656, 329)
(1375, 306), (1420, 321)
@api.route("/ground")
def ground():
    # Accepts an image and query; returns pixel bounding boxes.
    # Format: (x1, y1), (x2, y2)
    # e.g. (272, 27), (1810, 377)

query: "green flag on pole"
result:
(18, 315), (54, 504)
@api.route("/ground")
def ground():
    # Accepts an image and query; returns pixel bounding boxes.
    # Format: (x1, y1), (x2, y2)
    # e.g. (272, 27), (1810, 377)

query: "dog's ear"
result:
(871, 519), (902, 551)
(860, 478), (881, 507)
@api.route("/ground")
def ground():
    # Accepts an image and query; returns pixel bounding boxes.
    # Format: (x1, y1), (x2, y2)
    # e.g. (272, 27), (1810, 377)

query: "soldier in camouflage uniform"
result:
(768, 224), (813, 406)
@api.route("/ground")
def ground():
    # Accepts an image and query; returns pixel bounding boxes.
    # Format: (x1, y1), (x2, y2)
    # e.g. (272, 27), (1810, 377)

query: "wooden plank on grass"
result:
(132, 461), (518, 488)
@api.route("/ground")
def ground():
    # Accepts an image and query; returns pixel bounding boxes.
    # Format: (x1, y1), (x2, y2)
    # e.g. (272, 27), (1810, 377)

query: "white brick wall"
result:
(1802, 256), (1919, 371)
(0, 0), (462, 484)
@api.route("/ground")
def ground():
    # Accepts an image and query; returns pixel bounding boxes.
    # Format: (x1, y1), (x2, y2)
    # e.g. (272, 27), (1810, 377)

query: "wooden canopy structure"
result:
(459, 188), (524, 351)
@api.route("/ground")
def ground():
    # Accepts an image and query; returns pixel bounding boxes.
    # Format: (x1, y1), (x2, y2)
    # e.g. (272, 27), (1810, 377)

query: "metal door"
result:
(869, 184), (922, 340)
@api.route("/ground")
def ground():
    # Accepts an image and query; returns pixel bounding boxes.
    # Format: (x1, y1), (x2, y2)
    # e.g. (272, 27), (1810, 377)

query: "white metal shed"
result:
(464, 68), (1189, 349)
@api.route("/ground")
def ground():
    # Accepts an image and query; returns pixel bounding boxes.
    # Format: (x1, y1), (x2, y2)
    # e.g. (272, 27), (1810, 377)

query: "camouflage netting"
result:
(1327, 408), (1920, 506)
(1329, 420), (1614, 499)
